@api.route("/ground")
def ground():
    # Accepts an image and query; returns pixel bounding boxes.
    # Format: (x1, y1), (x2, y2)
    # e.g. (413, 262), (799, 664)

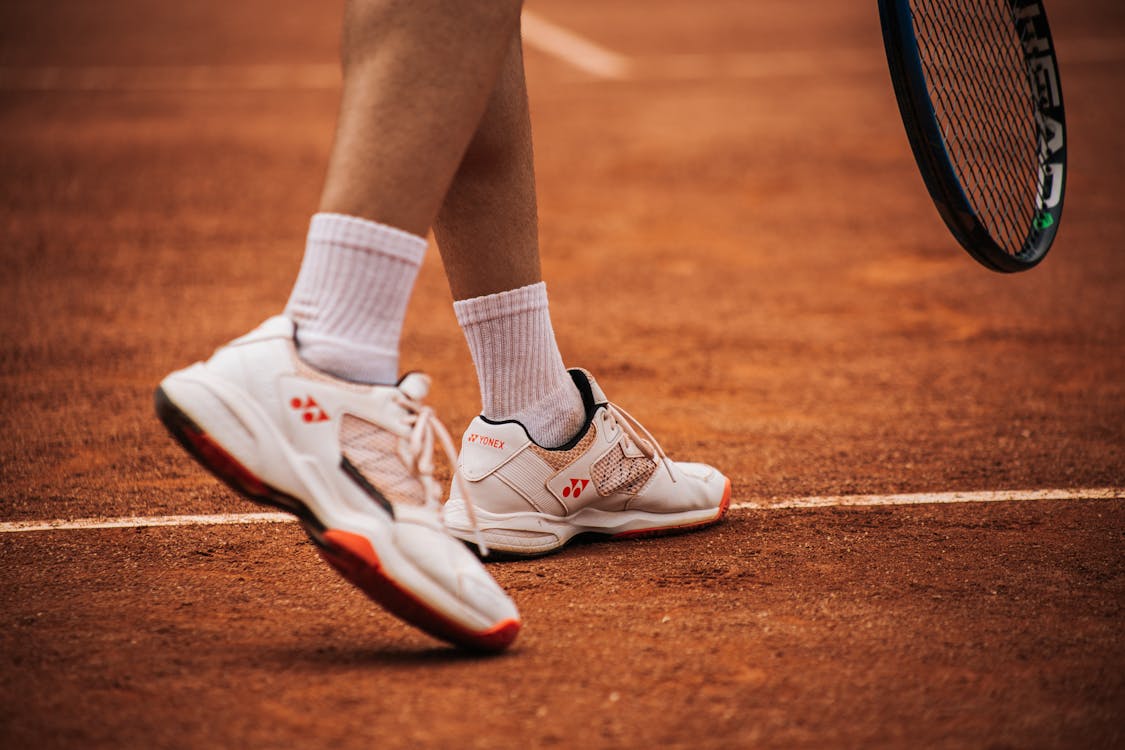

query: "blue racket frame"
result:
(878, 0), (1066, 272)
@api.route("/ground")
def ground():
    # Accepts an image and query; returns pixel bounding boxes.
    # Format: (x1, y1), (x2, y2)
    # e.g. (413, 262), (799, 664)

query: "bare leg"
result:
(319, 0), (524, 237)
(290, 0), (527, 383)
(430, 31), (731, 550)
(434, 30), (585, 446)
(433, 30), (541, 299)
(156, 2), (532, 651)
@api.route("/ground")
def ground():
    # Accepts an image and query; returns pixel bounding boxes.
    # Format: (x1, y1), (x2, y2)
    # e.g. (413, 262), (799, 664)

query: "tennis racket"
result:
(878, 0), (1066, 272)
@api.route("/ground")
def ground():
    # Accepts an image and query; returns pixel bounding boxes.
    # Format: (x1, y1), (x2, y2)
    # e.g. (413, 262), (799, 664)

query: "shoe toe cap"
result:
(393, 515), (519, 624)
(677, 461), (719, 481)
(666, 461), (729, 510)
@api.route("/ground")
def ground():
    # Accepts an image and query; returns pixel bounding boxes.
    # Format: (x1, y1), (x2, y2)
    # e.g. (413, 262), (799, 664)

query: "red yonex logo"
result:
(562, 478), (589, 498)
(466, 433), (505, 450)
(290, 396), (329, 423)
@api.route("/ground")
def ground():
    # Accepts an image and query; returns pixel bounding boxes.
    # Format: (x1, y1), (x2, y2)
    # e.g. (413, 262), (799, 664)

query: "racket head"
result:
(879, 0), (1067, 273)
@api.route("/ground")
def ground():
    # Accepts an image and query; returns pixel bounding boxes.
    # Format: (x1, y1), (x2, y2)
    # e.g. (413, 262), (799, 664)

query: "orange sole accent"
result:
(318, 530), (520, 652)
(610, 477), (733, 541)
(155, 387), (519, 652)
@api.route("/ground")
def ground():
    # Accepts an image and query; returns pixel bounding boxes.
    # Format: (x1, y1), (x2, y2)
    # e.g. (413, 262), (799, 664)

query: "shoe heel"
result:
(154, 385), (324, 532)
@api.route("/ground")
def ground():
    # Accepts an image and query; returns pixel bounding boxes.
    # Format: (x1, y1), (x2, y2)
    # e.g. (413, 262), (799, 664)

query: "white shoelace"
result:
(601, 402), (677, 483)
(396, 395), (490, 556)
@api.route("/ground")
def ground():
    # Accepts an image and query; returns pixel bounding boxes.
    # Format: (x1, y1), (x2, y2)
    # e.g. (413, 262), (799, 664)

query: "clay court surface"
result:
(2, 0), (1124, 747)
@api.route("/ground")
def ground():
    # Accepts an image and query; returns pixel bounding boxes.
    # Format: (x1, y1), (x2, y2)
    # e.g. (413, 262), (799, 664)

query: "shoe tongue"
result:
(397, 372), (430, 401)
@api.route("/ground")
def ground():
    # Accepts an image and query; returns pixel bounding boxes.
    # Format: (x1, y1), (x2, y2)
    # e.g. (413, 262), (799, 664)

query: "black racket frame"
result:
(878, 0), (1066, 272)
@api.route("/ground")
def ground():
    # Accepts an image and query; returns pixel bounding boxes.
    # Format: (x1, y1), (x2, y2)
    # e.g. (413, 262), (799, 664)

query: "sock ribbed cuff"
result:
(452, 282), (551, 326)
(285, 213), (426, 384)
(454, 282), (586, 448)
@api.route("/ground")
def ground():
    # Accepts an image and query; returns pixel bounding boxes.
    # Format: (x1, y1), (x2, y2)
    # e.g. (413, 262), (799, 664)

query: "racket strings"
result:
(921, 6), (1036, 250)
(920, 5), (1036, 248)
(956, 7), (1038, 244)
(911, 0), (1042, 256)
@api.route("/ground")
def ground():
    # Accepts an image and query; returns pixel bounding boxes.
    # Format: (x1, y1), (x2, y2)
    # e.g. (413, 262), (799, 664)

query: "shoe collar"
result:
(474, 368), (606, 452)
(521, 368), (605, 452)
(567, 368), (607, 408)
(229, 315), (295, 347)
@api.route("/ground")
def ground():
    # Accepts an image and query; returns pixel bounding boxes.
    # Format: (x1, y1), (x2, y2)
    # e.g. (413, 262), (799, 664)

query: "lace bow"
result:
(601, 402), (677, 483)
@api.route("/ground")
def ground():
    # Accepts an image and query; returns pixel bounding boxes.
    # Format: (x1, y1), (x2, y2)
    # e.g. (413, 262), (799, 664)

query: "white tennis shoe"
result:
(154, 316), (520, 651)
(444, 369), (731, 557)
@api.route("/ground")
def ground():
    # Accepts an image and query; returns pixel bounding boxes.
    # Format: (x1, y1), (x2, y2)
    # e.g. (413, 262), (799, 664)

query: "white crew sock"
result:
(284, 212), (426, 384)
(454, 281), (586, 448)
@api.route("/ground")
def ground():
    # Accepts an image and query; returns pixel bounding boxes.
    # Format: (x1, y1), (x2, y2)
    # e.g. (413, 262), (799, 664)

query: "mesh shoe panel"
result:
(339, 414), (424, 507)
(528, 429), (597, 471)
(591, 443), (656, 496)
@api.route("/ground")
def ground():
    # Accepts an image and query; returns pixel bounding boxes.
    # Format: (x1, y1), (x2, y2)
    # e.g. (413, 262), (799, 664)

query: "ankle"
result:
(284, 213), (425, 385)
(454, 282), (586, 448)
(491, 375), (586, 448)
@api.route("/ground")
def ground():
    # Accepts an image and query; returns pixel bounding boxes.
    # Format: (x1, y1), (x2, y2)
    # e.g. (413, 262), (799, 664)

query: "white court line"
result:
(520, 10), (631, 80)
(0, 6), (639, 92)
(0, 512), (294, 534)
(732, 487), (1125, 511)
(0, 30), (1120, 90)
(2, 488), (1120, 534)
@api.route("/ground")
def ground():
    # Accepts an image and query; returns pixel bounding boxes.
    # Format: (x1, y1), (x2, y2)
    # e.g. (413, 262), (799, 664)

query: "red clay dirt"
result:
(1, 0), (1123, 747)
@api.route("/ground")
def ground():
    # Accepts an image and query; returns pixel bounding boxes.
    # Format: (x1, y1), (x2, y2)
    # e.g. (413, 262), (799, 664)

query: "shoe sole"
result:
(154, 386), (519, 652)
(455, 478), (733, 559)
